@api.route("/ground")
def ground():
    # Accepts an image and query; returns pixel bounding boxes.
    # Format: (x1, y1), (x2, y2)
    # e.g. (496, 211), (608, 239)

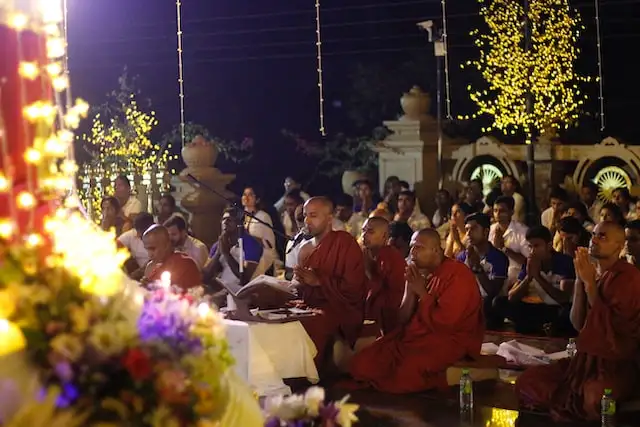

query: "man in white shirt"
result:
(117, 212), (155, 280)
(500, 175), (526, 224)
(540, 187), (568, 232)
(164, 215), (208, 270)
(394, 190), (432, 231)
(580, 181), (602, 224)
(114, 174), (143, 220)
(489, 195), (530, 288)
(274, 177), (310, 213)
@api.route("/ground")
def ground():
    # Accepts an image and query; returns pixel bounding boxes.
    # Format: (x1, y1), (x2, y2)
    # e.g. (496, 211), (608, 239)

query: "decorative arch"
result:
(451, 136), (520, 195)
(573, 137), (640, 202)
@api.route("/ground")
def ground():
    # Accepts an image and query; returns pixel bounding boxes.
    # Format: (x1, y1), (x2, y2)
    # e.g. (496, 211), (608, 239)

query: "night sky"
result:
(66, 0), (639, 202)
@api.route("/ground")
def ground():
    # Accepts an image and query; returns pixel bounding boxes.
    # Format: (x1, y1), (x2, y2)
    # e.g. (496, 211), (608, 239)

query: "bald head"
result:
(409, 228), (444, 270)
(362, 216), (390, 250)
(304, 197), (334, 238)
(590, 220), (625, 260)
(415, 228), (443, 248)
(305, 196), (334, 214)
(143, 225), (173, 263)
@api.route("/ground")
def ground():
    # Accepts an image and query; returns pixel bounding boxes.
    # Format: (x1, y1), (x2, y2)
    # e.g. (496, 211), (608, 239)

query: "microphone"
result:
(287, 229), (311, 254)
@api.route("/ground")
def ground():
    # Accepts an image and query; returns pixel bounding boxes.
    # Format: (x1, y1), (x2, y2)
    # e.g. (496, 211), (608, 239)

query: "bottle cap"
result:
(462, 368), (470, 374)
(604, 388), (612, 394)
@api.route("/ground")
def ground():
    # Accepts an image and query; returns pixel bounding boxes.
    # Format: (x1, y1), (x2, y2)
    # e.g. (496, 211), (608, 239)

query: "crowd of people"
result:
(100, 172), (640, 423)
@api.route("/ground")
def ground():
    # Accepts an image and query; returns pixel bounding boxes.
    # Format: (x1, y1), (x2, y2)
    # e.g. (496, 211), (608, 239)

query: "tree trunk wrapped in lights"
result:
(461, 0), (591, 139)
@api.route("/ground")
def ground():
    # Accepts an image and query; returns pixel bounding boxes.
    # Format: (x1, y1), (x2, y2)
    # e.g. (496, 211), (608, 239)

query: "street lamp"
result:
(418, 20), (446, 190)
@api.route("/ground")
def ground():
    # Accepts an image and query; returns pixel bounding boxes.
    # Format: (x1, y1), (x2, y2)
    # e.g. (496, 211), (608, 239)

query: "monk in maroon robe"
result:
(293, 197), (367, 371)
(142, 225), (202, 291)
(361, 216), (406, 335)
(348, 228), (484, 393)
(516, 221), (640, 421)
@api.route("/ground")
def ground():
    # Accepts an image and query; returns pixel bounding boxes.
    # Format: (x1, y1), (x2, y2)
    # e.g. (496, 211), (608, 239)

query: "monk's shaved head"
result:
(366, 216), (389, 230)
(416, 228), (442, 247)
(304, 197), (334, 238)
(305, 196), (334, 214)
(410, 228), (444, 270)
(590, 220), (626, 260)
(143, 225), (173, 262)
(362, 216), (390, 250)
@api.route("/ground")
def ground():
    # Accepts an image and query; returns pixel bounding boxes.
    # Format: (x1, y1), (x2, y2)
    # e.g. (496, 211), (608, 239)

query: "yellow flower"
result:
(50, 334), (84, 362)
(88, 321), (131, 356)
(0, 319), (26, 356)
(0, 287), (17, 318)
(68, 303), (90, 334)
(196, 420), (219, 427)
(335, 395), (359, 427)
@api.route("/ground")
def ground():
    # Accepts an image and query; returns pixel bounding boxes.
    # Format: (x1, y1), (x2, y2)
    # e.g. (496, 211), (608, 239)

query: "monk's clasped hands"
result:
(405, 262), (428, 298)
(293, 265), (321, 287)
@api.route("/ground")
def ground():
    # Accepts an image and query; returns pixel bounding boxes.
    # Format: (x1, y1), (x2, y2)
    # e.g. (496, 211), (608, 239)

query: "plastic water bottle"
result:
(601, 388), (616, 427)
(566, 338), (577, 358)
(460, 368), (473, 412)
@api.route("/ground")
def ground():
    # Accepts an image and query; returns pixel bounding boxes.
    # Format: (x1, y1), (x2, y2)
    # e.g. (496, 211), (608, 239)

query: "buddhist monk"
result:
(516, 221), (640, 421)
(141, 225), (202, 291)
(348, 228), (484, 393)
(361, 216), (407, 335)
(293, 197), (367, 371)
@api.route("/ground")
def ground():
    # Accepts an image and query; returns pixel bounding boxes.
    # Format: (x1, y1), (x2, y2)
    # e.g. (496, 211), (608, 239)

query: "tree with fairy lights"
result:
(462, 0), (590, 138)
(78, 69), (174, 220)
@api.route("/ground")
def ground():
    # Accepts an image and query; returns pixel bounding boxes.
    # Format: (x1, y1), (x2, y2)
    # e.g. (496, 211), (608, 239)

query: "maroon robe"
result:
(365, 245), (406, 335)
(298, 231), (366, 369)
(516, 260), (640, 421)
(349, 258), (484, 393)
(145, 252), (202, 291)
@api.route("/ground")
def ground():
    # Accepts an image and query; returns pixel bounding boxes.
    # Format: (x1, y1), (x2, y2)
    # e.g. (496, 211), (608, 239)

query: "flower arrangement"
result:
(263, 386), (359, 427)
(0, 210), (237, 426)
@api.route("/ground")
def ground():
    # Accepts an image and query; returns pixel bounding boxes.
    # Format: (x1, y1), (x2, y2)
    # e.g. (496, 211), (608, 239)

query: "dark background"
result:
(67, 0), (640, 202)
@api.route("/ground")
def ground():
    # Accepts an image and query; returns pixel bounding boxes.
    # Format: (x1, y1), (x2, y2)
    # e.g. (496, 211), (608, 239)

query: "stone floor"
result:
(306, 332), (638, 427)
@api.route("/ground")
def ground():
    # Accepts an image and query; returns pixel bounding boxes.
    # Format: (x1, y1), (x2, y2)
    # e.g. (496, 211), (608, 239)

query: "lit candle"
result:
(160, 271), (171, 289)
(0, 319), (26, 356)
(197, 302), (210, 319)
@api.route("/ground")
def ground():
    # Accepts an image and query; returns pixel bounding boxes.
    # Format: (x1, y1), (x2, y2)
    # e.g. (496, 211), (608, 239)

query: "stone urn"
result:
(181, 135), (218, 169)
(179, 136), (234, 246)
(400, 86), (431, 120)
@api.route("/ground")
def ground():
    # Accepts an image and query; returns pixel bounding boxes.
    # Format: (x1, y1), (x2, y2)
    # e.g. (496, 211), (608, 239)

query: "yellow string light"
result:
(315, 0), (326, 136)
(176, 0), (186, 148)
(460, 0), (590, 140)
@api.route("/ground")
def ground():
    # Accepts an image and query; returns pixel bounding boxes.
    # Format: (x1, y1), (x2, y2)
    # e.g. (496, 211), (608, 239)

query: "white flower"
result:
(304, 386), (325, 416)
(264, 394), (307, 421)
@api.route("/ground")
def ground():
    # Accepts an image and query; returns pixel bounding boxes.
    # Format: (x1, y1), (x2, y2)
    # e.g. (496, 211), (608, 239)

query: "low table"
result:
(223, 319), (319, 397)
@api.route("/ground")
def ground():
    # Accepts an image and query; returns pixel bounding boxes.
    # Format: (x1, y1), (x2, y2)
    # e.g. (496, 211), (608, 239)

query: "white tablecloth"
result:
(223, 319), (319, 397)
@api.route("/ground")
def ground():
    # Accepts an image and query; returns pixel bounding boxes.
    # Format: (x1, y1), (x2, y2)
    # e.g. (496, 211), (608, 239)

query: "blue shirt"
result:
(457, 244), (509, 297)
(517, 251), (575, 282)
(210, 234), (263, 264)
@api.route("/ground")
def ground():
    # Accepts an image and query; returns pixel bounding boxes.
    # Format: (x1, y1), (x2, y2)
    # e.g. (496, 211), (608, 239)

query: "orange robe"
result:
(516, 260), (640, 421)
(349, 258), (484, 393)
(146, 252), (202, 291)
(365, 246), (406, 335)
(298, 231), (367, 369)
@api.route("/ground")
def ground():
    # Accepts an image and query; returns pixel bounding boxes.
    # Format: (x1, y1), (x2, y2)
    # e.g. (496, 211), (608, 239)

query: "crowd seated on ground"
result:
(104, 173), (640, 422)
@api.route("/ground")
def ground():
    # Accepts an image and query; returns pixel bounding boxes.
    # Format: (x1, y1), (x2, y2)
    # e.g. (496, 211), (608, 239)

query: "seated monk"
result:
(516, 221), (640, 421)
(348, 228), (484, 393)
(141, 225), (201, 291)
(293, 197), (367, 372)
(361, 216), (406, 335)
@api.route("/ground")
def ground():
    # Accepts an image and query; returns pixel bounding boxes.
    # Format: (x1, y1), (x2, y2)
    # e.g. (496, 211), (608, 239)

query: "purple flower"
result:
(318, 402), (340, 421)
(55, 383), (79, 408)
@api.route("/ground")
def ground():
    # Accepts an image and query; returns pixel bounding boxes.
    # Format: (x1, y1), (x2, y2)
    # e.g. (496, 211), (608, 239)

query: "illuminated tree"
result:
(78, 70), (173, 220)
(80, 70), (169, 175)
(461, 0), (590, 138)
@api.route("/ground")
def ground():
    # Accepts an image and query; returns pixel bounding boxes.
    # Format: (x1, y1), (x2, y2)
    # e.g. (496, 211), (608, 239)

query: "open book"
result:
(234, 275), (297, 299)
(495, 340), (569, 366)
